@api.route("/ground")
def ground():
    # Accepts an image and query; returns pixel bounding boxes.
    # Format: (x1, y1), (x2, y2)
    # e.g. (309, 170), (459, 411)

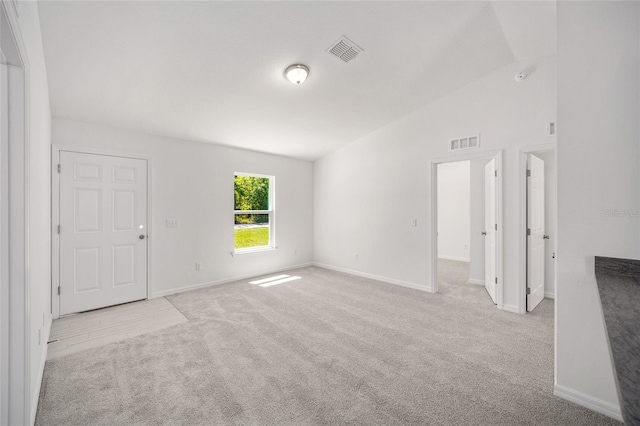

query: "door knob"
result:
(481, 232), (487, 236)
(139, 234), (146, 240)
(543, 235), (550, 240)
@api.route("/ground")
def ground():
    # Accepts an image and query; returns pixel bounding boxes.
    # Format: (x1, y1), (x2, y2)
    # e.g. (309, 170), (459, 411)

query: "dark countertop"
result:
(595, 256), (640, 425)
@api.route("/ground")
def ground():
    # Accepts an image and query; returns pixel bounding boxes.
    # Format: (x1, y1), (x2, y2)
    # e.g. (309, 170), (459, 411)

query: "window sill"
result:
(233, 246), (276, 256)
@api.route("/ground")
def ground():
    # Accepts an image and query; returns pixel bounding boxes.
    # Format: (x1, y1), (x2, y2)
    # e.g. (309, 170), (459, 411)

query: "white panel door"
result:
(527, 154), (545, 312)
(484, 159), (497, 304)
(59, 151), (147, 315)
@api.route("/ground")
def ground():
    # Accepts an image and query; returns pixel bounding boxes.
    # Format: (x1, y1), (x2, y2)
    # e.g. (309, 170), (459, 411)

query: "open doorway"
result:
(1, 4), (29, 423)
(431, 151), (503, 309)
(522, 147), (556, 312)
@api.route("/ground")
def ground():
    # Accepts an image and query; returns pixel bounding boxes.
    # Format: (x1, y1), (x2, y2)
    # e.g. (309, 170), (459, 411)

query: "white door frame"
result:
(1, 2), (31, 424)
(52, 145), (153, 320)
(430, 150), (504, 310)
(519, 143), (556, 314)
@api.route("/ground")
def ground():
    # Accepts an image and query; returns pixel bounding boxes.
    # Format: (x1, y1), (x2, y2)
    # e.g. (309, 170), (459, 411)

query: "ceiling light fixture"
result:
(284, 64), (309, 85)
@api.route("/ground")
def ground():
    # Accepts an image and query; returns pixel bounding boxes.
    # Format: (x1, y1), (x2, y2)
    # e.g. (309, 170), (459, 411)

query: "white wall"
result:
(53, 118), (314, 297)
(314, 54), (556, 307)
(1, 2), (52, 424)
(469, 158), (489, 284)
(23, 4), (53, 421)
(437, 161), (470, 262)
(556, 1), (639, 419)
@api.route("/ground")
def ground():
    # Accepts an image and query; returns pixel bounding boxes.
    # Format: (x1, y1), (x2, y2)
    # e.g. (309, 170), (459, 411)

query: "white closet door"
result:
(527, 154), (545, 312)
(484, 159), (497, 304)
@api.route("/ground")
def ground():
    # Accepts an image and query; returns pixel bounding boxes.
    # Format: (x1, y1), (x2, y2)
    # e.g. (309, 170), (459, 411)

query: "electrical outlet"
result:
(195, 262), (201, 271)
(411, 219), (418, 227)
(166, 218), (180, 228)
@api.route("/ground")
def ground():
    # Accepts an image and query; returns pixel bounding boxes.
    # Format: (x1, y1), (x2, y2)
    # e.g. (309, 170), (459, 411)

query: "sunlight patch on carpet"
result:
(249, 274), (302, 287)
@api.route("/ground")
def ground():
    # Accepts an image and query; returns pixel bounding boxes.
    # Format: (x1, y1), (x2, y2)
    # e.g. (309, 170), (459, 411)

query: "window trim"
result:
(233, 172), (275, 253)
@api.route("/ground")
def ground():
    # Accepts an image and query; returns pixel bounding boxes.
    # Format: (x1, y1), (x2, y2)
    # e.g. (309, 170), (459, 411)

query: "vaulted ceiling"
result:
(37, 1), (556, 160)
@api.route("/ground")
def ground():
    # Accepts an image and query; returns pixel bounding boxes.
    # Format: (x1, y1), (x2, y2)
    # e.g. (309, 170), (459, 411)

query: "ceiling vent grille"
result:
(449, 135), (480, 152)
(327, 36), (363, 63)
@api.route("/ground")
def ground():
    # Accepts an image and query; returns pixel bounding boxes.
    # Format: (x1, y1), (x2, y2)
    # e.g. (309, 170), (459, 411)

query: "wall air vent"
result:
(327, 36), (363, 63)
(449, 134), (480, 152)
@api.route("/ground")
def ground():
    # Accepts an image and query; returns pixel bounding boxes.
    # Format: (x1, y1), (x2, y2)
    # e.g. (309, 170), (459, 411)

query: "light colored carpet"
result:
(36, 263), (619, 425)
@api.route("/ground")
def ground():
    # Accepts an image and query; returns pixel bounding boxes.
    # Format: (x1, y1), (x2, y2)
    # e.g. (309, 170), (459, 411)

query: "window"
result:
(234, 173), (274, 251)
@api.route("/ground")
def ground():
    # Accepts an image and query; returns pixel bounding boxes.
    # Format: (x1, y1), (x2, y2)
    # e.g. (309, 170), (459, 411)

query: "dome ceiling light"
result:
(284, 64), (309, 85)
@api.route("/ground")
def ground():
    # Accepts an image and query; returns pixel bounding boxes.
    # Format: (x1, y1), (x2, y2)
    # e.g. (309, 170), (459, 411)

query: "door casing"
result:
(526, 154), (546, 312)
(430, 150), (504, 310)
(1, 3), (30, 423)
(519, 143), (556, 315)
(52, 145), (153, 319)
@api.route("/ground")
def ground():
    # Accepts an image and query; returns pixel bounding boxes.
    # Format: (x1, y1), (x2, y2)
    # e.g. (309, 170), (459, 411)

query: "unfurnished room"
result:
(1, 1), (640, 425)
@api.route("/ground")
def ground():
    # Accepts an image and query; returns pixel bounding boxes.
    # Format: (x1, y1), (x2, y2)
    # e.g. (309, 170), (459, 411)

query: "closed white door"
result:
(59, 151), (148, 315)
(527, 154), (545, 312)
(484, 159), (497, 304)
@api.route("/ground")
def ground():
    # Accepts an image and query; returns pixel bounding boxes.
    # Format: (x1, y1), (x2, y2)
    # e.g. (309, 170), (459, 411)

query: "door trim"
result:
(0, 2), (32, 424)
(518, 143), (556, 315)
(51, 145), (152, 320)
(429, 149), (504, 310)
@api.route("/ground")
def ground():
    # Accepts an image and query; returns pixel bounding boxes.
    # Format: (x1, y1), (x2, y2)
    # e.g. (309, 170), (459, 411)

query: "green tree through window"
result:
(234, 174), (273, 249)
(234, 175), (269, 211)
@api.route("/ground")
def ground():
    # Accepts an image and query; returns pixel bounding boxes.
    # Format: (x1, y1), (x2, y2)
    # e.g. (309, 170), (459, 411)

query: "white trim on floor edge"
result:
(437, 255), (470, 262)
(468, 278), (484, 286)
(544, 291), (556, 300)
(31, 314), (52, 426)
(554, 384), (622, 422)
(149, 263), (314, 298)
(502, 304), (520, 314)
(313, 263), (432, 293)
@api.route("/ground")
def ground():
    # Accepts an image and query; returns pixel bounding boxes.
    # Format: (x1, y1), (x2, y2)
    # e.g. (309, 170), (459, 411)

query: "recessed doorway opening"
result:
(430, 151), (503, 309)
(520, 145), (556, 313)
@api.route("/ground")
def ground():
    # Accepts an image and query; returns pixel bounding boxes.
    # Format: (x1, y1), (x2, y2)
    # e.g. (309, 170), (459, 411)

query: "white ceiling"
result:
(38, 1), (556, 160)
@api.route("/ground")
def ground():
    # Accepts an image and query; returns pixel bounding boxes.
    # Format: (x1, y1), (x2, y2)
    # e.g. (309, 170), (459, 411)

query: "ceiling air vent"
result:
(327, 36), (363, 63)
(449, 135), (480, 152)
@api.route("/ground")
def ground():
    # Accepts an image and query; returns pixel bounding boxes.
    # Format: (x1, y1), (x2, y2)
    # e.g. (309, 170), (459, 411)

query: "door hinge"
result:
(526, 287), (531, 295)
(527, 228), (531, 236)
(57, 286), (60, 295)
(57, 164), (61, 173)
(495, 277), (498, 284)
(526, 169), (531, 177)
(57, 225), (60, 234)
(494, 170), (497, 177)
(495, 223), (497, 231)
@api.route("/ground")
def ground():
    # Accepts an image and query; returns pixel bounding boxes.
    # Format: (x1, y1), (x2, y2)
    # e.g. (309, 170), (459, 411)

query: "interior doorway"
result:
(523, 147), (556, 312)
(431, 151), (503, 309)
(1, 4), (29, 423)
(52, 148), (151, 318)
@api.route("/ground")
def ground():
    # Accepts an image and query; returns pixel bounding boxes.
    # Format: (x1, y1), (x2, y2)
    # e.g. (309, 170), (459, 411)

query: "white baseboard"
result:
(31, 313), (52, 425)
(502, 304), (521, 314)
(468, 278), (484, 286)
(544, 291), (556, 300)
(437, 255), (470, 262)
(554, 384), (622, 421)
(150, 262), (313, 298)
(313, 262), (433, 293)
